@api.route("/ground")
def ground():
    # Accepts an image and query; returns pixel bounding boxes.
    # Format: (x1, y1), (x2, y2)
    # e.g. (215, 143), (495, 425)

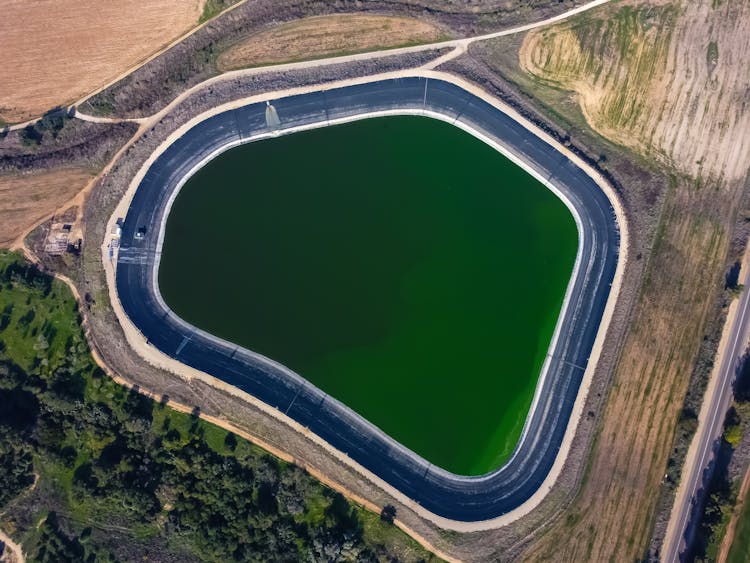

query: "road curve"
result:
(114, 77), (620, 522)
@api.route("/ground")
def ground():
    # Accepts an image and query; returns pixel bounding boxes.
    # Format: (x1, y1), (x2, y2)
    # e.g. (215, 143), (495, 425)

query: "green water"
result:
(159, 116), (577, 475)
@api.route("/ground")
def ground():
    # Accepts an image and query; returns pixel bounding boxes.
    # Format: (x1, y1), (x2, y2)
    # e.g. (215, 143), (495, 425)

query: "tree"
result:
(380, 504), (397, 524)
(19, 124), (43, 146)
(0, 440), (34, 506)
(223, 431), (237, 451)
(736, 352), (750, 402)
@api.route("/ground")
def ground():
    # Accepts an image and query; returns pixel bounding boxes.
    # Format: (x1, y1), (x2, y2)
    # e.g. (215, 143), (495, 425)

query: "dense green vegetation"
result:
(199, 0), (241, 23)
(160, 116), (577, 475)
(0, 251), (437, 562)
(18, 109), (72, 146)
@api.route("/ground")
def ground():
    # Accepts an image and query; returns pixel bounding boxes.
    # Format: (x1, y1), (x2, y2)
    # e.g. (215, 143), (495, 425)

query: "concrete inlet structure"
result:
(110, 76), (624, 527)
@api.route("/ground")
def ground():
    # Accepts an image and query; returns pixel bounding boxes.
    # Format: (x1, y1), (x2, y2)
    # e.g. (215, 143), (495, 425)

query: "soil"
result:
(519, 0), (750, 183)
(0, 118), (137, 250)
(0, 527), (24, 563)
(217, 14), (446, 71)
(0, 170), (92, 247)
(0, 0), (204, 123)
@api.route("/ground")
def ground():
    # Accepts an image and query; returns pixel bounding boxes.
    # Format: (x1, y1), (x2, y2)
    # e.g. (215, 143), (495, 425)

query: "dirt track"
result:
(718, 463), (750, 562)
(0, 527), (24, 563)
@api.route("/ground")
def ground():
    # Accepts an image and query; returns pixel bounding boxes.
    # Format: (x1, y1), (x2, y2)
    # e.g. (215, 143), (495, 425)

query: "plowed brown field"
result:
(0, 169), (93, 247)
(217, 14), (445, 71)
(520, 0), (750, 183)
(0, 0), (203, 124)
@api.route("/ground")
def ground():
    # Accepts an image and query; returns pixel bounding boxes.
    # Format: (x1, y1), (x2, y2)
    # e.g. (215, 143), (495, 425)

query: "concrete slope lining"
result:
(114, 77), (620, 522)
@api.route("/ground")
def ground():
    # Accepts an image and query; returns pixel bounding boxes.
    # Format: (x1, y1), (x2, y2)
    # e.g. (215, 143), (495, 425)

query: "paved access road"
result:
(662, 258), (750, 561)
(115, 77), (620, 522)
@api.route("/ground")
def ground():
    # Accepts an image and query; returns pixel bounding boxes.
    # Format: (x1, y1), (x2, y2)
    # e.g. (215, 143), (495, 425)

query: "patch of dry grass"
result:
(217, 14), (446, 71)
(0, 0), (204, 123)
(523, 179), (741, 561)
(0, 169), (93, 247)
(519, 0), (750, 183)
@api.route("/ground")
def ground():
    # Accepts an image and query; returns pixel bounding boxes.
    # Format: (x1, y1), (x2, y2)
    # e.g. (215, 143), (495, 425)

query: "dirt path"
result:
(717, 463), (750, 563)
(74, 111), (146, 126)
(0, 472), (39, 563)
(42, 0), (614, 157)
(0, 528), (25, 563)
(140, 0), (615, 117)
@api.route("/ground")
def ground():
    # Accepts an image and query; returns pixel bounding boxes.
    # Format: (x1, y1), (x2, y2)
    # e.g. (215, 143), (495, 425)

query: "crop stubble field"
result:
(519, 1), (750, 183)
(0, 170), (93, 247)
(217, 14), (446, 70)
(466, 0), (750, 559)
(0, 0), (204, 123)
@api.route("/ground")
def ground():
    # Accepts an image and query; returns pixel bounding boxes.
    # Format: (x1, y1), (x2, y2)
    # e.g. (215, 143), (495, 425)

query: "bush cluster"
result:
(0, 253), (430, 562)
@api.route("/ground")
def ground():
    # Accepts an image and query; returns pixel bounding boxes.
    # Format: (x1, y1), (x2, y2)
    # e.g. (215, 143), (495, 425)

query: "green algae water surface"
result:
(158, 116), (578, 475)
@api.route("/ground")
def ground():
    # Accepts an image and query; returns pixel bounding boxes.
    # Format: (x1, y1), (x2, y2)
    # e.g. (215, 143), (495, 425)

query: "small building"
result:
(67, 238), (82, 255)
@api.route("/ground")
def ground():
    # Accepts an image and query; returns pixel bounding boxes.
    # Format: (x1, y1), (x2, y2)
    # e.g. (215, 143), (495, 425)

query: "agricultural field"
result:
(0, 169), (92, 247)
(217, 14), (446, 70)
(519, 1), (750, 183)
(0, 0), (204, 123)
